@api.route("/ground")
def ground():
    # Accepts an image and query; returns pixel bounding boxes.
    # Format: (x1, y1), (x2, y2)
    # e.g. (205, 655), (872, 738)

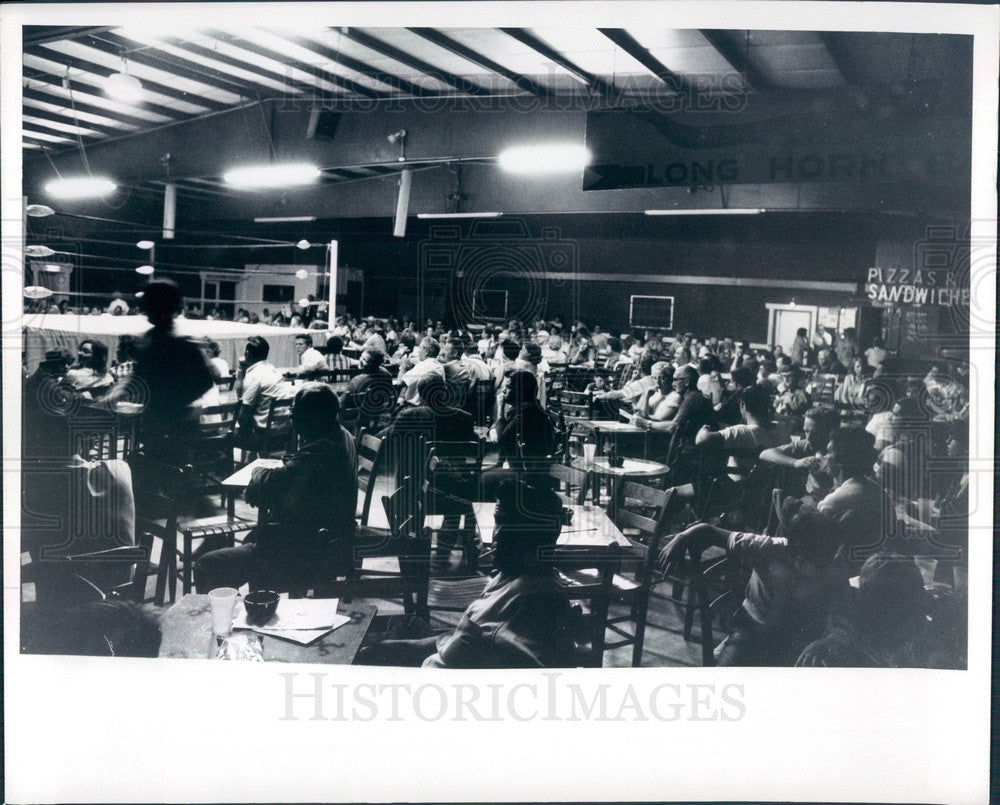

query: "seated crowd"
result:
(22, 289), (968, 668)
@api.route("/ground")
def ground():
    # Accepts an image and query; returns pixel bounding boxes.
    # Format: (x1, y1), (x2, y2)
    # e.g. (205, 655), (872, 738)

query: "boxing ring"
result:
(22, 313), (323, 373)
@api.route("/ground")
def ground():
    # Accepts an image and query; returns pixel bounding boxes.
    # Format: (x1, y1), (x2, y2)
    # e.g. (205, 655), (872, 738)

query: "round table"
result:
(572, 456), (670, 515)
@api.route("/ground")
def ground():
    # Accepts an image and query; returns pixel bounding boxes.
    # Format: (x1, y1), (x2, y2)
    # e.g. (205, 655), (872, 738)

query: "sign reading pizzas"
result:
(864, 267), (970, 307)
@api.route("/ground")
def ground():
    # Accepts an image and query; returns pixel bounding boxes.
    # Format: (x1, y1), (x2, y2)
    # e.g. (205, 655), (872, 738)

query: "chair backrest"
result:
(812, 374), (839, 406)
(426, 440), (484, 509)
(548, 462), (592, 504)
(197, 401), (239, 437)
(557, 390), (594, 423)
(548, 545), (621, 667)
(613, 484), (676, 580)
(43, 529), (155, 606)
(357, 431), (387, 524)
(262, 396), (295, 454)
(215, 375), (236, 392)
(464, 377), (497, 427)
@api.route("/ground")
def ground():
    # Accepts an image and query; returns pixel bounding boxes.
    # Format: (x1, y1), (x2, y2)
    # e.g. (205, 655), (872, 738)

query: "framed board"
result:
(629, 295), (675, 330)
(473, 289), (509, 320)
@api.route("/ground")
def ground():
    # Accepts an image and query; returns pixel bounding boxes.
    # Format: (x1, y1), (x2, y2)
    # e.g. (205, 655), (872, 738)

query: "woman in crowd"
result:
(64, 339), (115, 397)
(835, 357), (870, 408)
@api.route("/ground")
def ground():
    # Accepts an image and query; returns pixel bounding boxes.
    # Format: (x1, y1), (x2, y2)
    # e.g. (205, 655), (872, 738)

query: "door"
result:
(773, 308), (814, 354)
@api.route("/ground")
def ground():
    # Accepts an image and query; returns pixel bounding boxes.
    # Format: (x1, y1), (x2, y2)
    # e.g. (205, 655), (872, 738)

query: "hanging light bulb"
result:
(136, 265), (155, 275)
(296, 239), (311, 250)
(43, 263), (62, 272)
(136, 240), (155, 250)
(25, 245), (56, 257)
(104, 57), (143, 103)
(295, 269), (309, 279)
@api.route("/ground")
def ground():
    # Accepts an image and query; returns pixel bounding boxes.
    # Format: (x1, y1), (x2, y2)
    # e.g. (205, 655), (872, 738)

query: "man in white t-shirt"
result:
(236, 336), (287, 447)
(696, 385), (790, 479)
(292, 334), (326, 373)
(399, 336), (446, 404)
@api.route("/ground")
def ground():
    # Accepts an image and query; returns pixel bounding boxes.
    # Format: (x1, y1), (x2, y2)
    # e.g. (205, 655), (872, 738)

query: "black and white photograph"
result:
(3, 1), (996, 802)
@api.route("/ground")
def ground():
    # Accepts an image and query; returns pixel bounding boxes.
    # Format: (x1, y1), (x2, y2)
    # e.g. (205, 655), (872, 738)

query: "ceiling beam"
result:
(156, 36), (327, 99)
(499, 28), (614, 96)
(21, 103), (129, 136)
(206, 30), (387, 100)
(22, 74), (185, 122)
(406, 27), (552, 98)
(85, 32), (265, 100)
(698, 30), (772, 90)
(23, 26), (115, 47)
(597, 29), (692, 97)
(23, 133), (67, 148)
(338, 27), (493, 96)
(21, 119), (104, 140)
(26, 44), (230, 110)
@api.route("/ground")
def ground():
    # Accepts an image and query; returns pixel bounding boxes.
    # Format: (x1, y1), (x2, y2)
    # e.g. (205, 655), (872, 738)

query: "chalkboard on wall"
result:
(629, 295), (675, 330)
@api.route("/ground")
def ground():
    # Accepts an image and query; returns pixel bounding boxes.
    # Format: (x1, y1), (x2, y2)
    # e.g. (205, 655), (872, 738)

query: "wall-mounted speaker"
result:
(306, 110), (341, 140)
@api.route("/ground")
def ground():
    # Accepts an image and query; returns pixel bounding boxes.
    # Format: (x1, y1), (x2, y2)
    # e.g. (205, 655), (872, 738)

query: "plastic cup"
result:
(208, 587), (239, 636)
(582, 443), (597, 462)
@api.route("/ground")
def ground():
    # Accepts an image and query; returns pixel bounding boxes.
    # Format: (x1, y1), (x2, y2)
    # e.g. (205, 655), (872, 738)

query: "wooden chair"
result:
(215, 374), (236, 392)
(663, 541), (747, 666)
(809, 373), (840, 406)
(464, 377), (497, 427)
(260, 396), (295, 457)
(548, 462), (593, 505)
(129, 455), (184, 605)
(603, 484), (677, 666)
(357, 431), (389, 525)
(34, 530), (155, 608)
(548, 545), (621, 667)
(315, 479), (432, 618)
(69, 407), (120, 460)
(425, 441), (485, 567)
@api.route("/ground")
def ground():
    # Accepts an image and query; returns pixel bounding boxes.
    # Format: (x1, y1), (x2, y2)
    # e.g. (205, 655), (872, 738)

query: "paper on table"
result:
(250, 616), (352, 646)
(232, 594), (345, 631)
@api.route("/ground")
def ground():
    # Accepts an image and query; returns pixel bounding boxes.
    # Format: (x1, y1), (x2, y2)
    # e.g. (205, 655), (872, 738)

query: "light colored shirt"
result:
(620, 375), (656, 404)
(298, 347), (326, 372)
(863, 346), (887, 368)
(400, 357), (445, 404)
(717, 421), (791, 477)
(241, 360), (286, 429)
(818, 476), (891, 549)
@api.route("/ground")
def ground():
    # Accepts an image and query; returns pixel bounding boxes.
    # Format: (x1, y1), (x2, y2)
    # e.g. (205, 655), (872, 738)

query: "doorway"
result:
(768, 306), (815, 354)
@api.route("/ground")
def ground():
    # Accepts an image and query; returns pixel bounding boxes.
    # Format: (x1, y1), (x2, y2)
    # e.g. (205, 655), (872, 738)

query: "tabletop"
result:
(471, 502), (627, 548)
(578, 419), (644, 434)
(222, 458), (284, 487)
(572, 456), (669, 477)
(158, 594), (377, 664)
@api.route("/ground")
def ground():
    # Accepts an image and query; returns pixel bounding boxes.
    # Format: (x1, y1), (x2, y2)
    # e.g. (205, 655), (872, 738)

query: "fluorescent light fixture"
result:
(43, 263), (62, 272)
(136, 265), (155, 275)
(416, 212), (504, 219)
(104, 67), (143, 104)
(26, 204), (55, 217)
(644, 208), (766, 216)
(25, 245), (56, 257)
(136, 240), (155, 250)
(44, 176), (117, 199)
(497, 144), (591, 174)
(223, 163), (320, 189)
(253, 216), (317, 223)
